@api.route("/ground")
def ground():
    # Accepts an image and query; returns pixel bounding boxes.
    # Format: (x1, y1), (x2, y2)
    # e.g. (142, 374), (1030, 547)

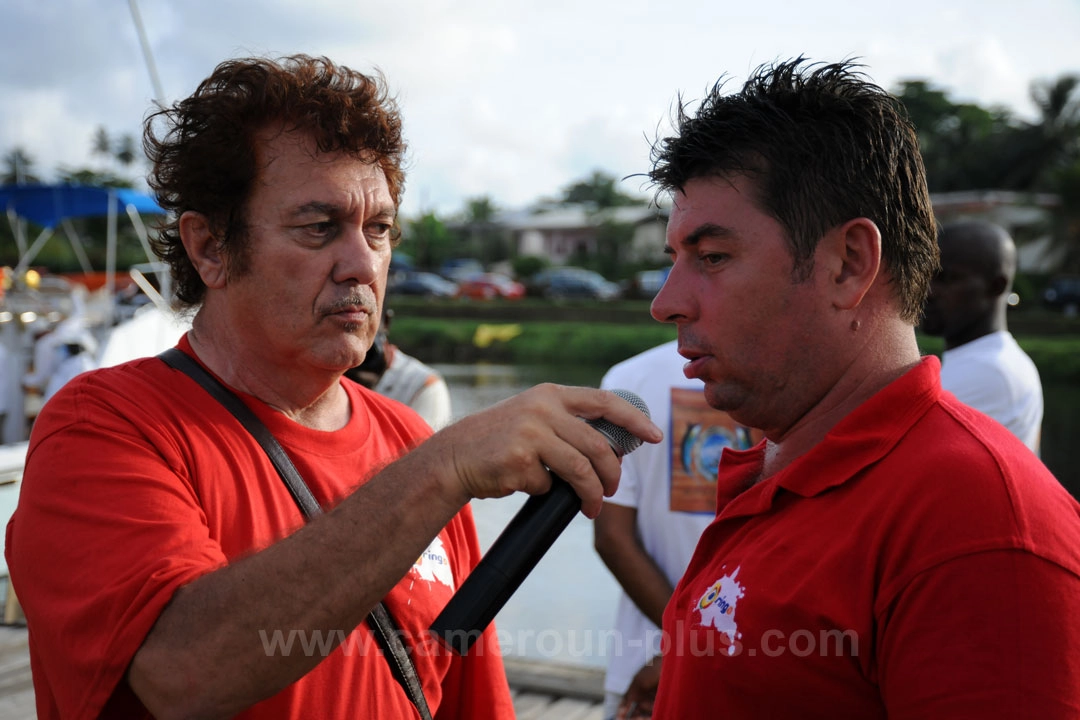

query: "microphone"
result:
(429, 389), (651, 654)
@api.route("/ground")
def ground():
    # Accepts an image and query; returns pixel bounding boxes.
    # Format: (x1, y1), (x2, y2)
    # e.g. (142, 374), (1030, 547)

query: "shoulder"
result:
(343, 379), (432, 440)
(882, 397), (1079, 564)
(33, 355), (179, 432)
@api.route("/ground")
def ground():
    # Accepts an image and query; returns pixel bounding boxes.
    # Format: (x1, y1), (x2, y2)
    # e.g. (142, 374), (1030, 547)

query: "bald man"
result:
(921, 221), (1043, 453)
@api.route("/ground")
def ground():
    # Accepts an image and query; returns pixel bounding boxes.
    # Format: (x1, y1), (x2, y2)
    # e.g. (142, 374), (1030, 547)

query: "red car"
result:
(458, 273), (525, 300)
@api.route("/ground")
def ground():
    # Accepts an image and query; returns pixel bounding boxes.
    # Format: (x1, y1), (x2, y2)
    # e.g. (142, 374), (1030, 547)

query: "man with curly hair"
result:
(6, 54), (660, 720)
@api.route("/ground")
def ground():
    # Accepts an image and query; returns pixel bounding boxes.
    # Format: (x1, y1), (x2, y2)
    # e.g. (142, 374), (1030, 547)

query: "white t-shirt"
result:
(44, 350), (98, 403)
(375, 348), (452, 431)
(0, 339), (11, 418)
(940, 330), (1043, 454)
(600, 340), (757, 695)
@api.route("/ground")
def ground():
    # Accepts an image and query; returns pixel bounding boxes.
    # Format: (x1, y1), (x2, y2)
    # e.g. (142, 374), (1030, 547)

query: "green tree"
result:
(512, 254), (549, 278)
(1052, 159), (1080, 273)
(997, 75), (1080, 190)
(92, 125), (112, 160)
(456, 195), (510, 264)
(115, 134), (139, 168)
(895, 80), (1013, 191)
(55, 167), (134, 189)
(400, 212), (455, 270)
(2, 147), (40, 185)
(464, 196), (497, 223)
(560, 170), (645, 208)
(592, 219), (634, 279)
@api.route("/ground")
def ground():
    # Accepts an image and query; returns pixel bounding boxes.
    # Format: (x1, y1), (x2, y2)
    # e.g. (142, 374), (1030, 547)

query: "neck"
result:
(188, 312), (350, 431)
(758, 319), (922, 481)
(943, 308), (1006, 351)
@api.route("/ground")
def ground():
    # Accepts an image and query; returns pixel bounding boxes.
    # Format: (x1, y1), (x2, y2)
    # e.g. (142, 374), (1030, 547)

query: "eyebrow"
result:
(672, 222), (737, 249)
(289, 201), (397, 220)
(290, 201), (339, 219)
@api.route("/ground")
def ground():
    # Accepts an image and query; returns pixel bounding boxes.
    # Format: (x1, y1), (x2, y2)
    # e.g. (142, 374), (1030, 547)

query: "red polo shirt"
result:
(655, 356), (1080, 718)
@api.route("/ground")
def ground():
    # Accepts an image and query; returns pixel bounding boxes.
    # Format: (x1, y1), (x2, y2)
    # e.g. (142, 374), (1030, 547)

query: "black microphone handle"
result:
(429, 475), (581, 654)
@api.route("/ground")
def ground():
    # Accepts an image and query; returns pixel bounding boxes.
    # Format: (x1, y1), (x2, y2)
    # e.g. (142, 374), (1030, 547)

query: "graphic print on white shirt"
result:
(695, 565), (745, 655)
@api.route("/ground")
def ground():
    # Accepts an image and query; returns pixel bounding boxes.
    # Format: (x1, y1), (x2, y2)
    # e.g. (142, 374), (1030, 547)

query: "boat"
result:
(0, 184), (192, 603)
(1, 184), (191, 441)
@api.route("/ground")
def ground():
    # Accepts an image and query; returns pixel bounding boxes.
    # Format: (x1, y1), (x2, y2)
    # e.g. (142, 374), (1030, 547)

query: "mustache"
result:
(321, 293), (377, 316)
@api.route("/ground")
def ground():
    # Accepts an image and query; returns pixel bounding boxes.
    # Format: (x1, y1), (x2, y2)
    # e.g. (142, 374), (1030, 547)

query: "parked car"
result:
(623, 267), (671, 299)
(439, 258), (484, 283)
(526, 267), (582, 296)
(537, 268), (621, 301)
(388, 271), (459, 298)
(1042, 275), (1080, 316)
(526, 267), (620, 299)
(458, 272), (525, 300)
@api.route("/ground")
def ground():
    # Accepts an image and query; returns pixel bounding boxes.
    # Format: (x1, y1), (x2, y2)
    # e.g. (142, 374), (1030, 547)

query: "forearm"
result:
(604, 549), (675, 628)
(129, 383), (662, 718)
(129, 446), (466, 719)
(594, 504), (675, 628)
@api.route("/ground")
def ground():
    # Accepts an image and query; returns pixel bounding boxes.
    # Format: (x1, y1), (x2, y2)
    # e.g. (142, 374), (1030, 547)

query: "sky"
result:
(2, 0), (1079, 220)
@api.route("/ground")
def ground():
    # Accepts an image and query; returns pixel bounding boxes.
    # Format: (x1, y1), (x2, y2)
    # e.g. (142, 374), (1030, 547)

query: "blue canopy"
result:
(0, 184), (164, 228)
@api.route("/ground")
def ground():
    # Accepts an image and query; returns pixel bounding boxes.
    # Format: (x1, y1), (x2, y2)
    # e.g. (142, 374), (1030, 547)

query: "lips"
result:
(332, 307), (371, 323)
(323, 294), (376, 322)
(678, 346), (712, 380)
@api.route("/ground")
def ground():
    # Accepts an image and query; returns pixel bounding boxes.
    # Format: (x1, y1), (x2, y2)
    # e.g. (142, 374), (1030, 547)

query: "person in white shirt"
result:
(23, 316), (99, 411)
(345, 308), (452, 430)
(0, 337), (11, 436)
(593, 340), (759, 719)
(921, 220), (1043, 453)
(43, 332), (98, 403)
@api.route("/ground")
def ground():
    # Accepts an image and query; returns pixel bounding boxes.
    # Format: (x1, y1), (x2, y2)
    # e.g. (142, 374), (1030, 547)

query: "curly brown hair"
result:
(649, 57), (938, 324)
(143, 54), (407, 309)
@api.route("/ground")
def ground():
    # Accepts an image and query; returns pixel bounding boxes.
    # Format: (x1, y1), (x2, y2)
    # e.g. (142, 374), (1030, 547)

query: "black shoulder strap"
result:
(159, 348), (322, 518)
(159, 348), (433, 720)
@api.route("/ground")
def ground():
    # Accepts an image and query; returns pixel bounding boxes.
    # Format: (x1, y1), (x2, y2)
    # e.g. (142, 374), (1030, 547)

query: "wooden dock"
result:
(0, 625), (605, 719)
(0, 626), (34, 719)
(504, 656), (606, 719)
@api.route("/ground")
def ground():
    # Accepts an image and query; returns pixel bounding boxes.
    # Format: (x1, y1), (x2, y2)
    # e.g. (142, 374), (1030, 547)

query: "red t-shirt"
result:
(6, 336), (513, 719)
(654, 356), (1080, 718)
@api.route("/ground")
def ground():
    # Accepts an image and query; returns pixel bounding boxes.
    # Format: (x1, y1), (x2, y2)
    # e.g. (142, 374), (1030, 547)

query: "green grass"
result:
(391, 317), (676, 367)
(393, 317), (1079, 383)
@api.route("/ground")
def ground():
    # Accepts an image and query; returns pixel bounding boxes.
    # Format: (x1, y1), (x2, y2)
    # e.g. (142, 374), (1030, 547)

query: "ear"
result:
(822, 217), (881, 311)
(179, 211), (227, 289)
(987, 273), (1009, 298)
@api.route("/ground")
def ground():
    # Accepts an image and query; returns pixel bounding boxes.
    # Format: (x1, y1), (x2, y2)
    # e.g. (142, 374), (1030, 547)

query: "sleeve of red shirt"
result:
(878, 548), (1080, 718)
(6, 384), (229, 718)
(433, 503), (516, 720)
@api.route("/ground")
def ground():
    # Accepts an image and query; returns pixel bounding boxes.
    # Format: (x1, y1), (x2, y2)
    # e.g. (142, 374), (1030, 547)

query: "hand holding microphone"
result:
(430, 389), (652, 654)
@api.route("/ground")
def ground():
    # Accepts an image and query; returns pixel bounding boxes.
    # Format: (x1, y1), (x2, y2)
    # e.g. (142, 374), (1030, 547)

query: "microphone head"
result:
(586, 388), (651, 457)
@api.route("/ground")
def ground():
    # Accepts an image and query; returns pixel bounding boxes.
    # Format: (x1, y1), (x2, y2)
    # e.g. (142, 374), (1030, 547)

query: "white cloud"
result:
(1, 0), (1077, 216)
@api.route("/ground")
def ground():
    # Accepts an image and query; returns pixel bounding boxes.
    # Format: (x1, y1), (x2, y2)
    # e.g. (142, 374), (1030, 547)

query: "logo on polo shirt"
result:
(696, 566), (745, 655)
(412, 535), (455, 590)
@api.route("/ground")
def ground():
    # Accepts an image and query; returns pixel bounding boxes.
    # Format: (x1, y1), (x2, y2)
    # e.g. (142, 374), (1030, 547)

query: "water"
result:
(435, 363), (620, 668)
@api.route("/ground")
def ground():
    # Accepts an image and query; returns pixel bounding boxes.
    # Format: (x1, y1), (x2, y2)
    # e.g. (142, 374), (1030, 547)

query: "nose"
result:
(333, 225), (384, 286)
(650, 265), (689, 324)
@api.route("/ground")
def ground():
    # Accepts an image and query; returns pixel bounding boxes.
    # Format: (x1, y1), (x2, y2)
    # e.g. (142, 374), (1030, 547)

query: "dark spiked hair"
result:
(649, 57), (939, 323)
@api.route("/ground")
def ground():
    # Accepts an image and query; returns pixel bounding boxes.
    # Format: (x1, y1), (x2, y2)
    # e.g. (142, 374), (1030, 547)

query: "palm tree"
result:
(92, 126), (112, 159)
(115, 134), (138, 168)
(998, 75), (1080, 190)
(1, 147), (40, 185)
